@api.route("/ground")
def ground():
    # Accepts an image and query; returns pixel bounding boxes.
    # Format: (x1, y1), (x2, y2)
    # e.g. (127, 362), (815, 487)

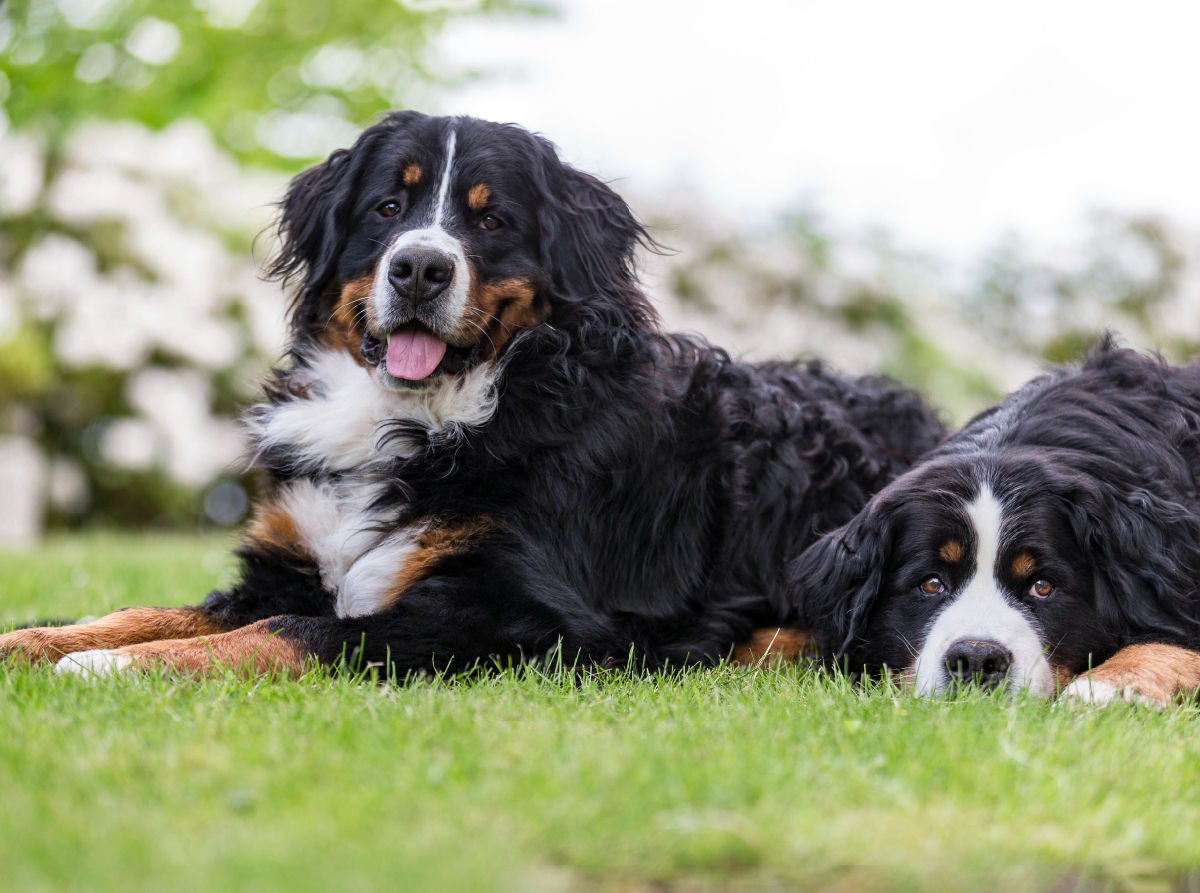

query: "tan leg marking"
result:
(0, 608), (231, 665)
(108, 621), (310, 678)
(1063, 643), (1200, 707)
(382, 518), (501, 608)
(731, 628), (817, 666)
(1047, 661), (1075, 693)
(454, 276), (549, 360)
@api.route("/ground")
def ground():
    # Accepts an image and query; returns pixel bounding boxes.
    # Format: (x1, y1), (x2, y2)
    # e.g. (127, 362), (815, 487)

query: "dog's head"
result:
(269, 112), (653, 389)
(790, 442), (1200, 697)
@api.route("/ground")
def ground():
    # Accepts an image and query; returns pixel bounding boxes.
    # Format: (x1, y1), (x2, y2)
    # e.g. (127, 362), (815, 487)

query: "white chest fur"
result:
(249, 349), (502, 617)
(250, 349), (501, 473)
(272, 477), (423, 617)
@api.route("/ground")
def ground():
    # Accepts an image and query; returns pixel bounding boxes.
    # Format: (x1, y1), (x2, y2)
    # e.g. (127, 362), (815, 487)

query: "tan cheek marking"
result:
(116, 620), (310, 678)
(313, 275), (375, 366)
(457, 276), (549, 359)
(467, 183), (490, 211)
(382, 518), (502, 607)
(1011, 551), (1037, 579)
(731, 629), (817, 666)
(1073, 644), (1200, 704)
(403, 164), (422, 187)
(0, 608), (232, 665)
(938, 540), (963, 564)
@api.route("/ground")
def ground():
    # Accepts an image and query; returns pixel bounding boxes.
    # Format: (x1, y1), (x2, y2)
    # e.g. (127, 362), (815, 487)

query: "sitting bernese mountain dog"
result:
(1, 112), (942, 679)
(790, 340), (1200, 707)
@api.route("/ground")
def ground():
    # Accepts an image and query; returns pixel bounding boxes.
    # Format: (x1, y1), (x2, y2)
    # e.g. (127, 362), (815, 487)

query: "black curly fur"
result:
(198, 113), (945, 674)
(790, 337), (1200, 684)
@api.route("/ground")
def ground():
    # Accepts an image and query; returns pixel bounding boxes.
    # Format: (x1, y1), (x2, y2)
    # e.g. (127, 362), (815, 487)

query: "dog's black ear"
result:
(787, 498), (895, 662)
(527, 136), (656, 324)
(267, 147), (357, 314)
(1064, 477), (1200, 642)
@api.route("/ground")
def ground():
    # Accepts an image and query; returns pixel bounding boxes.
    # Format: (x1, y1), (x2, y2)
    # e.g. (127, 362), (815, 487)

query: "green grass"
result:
(3, 536), (1200, 892)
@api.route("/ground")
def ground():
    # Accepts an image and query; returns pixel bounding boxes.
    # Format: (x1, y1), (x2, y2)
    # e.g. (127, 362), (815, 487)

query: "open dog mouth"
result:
(360, 323), (476, 383)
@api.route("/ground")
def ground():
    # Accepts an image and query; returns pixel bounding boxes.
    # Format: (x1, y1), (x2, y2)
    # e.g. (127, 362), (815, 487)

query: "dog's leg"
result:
(1061, 643), (1200, 708)
(53, 620), (308, 679)
(53, 576), (558, 680)
(1, 608), (232, 665)
(731, 628), (817, 666)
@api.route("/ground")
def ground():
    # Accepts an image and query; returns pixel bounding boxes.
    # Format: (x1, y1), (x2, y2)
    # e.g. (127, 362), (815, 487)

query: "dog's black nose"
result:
(943, 639), (1012, 689)
(389, 247), (455, 304)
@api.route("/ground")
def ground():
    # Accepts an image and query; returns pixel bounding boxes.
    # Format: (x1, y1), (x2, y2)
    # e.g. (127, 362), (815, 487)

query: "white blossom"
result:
(0, 130), (43, 215)
(127, 368), (244, 486)
(0, 436), (45, 548)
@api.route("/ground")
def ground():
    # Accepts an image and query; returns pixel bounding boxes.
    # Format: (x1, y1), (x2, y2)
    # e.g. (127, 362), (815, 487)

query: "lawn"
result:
(2, 535), (1199, 892)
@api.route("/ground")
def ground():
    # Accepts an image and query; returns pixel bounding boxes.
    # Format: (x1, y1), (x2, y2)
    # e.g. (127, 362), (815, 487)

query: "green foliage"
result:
(4, 534), (1200, 891)
(968, 213), (1191, 366)
(1, 0), (537, 168)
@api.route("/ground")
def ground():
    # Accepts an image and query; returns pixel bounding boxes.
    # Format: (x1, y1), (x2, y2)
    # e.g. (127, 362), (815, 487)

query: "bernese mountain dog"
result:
(1, 112), (943, 680)
(790, 341), (1200, 707)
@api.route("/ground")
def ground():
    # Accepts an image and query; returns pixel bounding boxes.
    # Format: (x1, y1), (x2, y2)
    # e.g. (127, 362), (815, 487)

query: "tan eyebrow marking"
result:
(938, 540), (963, 563)
(402, 164), (422, 187)
(1011, 551), (1037, 578)
(468, 183), (490, 211)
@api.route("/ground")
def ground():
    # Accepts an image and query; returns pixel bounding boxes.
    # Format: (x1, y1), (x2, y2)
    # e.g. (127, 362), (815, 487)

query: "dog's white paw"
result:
(54, 649), (132, 679)
(1062, 677), (1117, 706)
(1061, 676), (1165, 709)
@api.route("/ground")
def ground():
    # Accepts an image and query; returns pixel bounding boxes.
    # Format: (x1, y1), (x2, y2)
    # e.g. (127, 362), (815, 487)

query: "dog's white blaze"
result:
(252, 349), (501, 473)
(432, 129), (457, 228)
(370, 128), (471, 341)
(913, 486), (1055, 697)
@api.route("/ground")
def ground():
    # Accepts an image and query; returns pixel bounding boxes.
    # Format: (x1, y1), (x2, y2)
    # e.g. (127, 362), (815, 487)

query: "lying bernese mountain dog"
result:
(790, 341), (1200, 707)
(1, 112), (943, 679)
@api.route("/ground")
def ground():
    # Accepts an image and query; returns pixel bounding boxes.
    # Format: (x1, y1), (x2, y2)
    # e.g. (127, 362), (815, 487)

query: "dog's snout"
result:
(389, 247), (455, 304)
(943, 638), (1012, 688)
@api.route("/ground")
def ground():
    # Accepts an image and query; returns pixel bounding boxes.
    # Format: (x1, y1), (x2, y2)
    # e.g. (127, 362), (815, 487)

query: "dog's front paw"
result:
(54, 649), (133, 679)
(1061, 676), (1167, 710)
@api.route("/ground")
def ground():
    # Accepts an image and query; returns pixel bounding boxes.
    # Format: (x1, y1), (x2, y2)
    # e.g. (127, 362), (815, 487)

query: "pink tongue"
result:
(386, 325), (448, 380)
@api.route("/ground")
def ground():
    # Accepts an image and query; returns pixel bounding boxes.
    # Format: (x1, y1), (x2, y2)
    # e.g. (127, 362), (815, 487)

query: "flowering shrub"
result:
(0, 118), (285, 533)
(644, 201), (1200, 424)
(2, 2), (1198, 542)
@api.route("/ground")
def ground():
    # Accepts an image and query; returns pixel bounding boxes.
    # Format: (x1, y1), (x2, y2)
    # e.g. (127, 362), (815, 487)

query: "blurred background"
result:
(2, 0), (1200, 544)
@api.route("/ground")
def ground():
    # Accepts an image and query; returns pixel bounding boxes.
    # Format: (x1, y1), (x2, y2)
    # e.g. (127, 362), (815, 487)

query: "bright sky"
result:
(438, 0), (1200, 260)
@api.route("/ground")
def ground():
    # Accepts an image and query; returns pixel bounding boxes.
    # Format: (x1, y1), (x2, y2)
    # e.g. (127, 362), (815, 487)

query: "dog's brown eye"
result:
(919, 576), (946, 596)
(1029, 579), (1054, 599)
(478, 215), (503, 231)
(378, 201), (401, 218)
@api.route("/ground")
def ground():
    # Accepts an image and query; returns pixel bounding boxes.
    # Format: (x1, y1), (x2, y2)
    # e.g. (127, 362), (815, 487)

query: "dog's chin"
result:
(375, 367), (446, 391)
